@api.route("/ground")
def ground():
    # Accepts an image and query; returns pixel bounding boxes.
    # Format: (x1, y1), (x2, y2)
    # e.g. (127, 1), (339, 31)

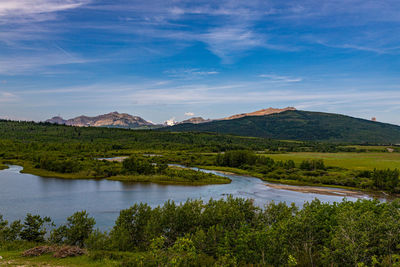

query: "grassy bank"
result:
(0, 163), (8, 170)
(17, 161), (100, 179)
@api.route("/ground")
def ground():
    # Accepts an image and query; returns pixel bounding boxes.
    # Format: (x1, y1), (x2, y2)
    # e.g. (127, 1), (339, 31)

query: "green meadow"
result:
(265, 152), (400, 170)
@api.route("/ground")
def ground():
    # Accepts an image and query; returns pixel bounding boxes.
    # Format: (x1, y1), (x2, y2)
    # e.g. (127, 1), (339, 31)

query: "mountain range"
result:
(46, 107), (295, 128)
(46, 112), (154, 128)
(46, 108), (400, 144)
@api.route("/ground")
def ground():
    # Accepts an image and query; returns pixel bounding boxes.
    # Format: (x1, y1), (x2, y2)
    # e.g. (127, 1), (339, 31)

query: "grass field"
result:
(265, 152), (400, 170)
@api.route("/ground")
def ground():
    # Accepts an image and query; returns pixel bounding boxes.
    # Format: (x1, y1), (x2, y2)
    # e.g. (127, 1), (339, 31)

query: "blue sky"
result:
(1, 0), (400, 124)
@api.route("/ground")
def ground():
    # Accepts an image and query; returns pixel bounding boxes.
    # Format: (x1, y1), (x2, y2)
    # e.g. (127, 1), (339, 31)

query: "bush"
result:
(50, 211), (95, 247)
(20, 214), (52, 242)
(0, 215), (23, 242)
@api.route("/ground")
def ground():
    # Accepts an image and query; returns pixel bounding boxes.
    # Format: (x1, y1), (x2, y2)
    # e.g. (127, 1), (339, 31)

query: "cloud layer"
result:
(0, 0), (399, 125)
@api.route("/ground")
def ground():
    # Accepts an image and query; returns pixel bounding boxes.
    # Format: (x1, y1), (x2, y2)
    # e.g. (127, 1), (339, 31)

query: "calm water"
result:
(0, 165), (370, 230)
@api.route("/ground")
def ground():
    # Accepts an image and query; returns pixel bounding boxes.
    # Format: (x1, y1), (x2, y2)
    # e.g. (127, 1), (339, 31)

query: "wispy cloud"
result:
(258, 74), (303, 83)
(164, 68), (219, 79)
(0, 52), (92, 75)
(200, 26), (267, 62)
(0, 91), (17, 103)
(0, 0), (89, 22)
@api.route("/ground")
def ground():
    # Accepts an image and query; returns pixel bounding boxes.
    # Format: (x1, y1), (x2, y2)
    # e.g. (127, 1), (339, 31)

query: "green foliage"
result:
(65, 211), (96, 247)
(20, 214), (52, 242)
(50, 211), (96, 247)
(300, 159), (326, 170)
(0, 215), (23, 242)
(35, 156), (82, 173)
(372, 168), (400, 192)
(122, 156), (158, 175)
(111, 203), (153, 251)
(85, 229), (112, 251)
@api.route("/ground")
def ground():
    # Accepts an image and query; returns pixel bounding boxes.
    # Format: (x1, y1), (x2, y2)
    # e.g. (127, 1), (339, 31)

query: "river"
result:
(0, 165), (371, 230)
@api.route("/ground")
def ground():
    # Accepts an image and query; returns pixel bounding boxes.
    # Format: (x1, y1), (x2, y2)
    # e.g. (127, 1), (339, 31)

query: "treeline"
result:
(122, 156), (168, 175)
(2, 198), (400, 266)
(215, 150), (326, 174)
(358, 169), (400, 192)
(215, 151), (400, 193)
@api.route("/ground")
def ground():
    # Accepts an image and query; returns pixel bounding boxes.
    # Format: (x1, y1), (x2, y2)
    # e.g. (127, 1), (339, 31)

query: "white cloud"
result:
(0, 0), (89, 20)
(258, 74), (303, 83)
(185, 112), (194, 116)
(0, 91), (17, 102)
(200, 26), (267, 62)
(164, 68), (219, 79)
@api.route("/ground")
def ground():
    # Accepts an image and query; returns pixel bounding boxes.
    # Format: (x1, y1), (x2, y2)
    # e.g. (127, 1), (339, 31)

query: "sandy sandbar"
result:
(265, 183), (367, 197)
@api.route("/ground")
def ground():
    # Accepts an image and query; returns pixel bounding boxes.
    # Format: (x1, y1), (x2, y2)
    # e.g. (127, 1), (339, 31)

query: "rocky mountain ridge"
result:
(46, 112), (153, 128)
(46, 107), (297, 128)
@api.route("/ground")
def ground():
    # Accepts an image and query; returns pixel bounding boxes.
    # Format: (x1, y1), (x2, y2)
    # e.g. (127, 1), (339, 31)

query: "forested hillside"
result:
(164, 110), (400, 144)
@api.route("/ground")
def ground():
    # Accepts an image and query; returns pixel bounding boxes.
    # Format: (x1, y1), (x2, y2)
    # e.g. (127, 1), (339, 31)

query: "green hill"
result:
(163, 110), (400, 144)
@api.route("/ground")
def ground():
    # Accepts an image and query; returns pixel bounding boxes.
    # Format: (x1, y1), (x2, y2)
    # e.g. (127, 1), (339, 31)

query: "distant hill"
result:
(221, 107), (296, 120)
(175, 107), (295, 125)
(46, 112), (154, 129)
(163, 110), (400, 144)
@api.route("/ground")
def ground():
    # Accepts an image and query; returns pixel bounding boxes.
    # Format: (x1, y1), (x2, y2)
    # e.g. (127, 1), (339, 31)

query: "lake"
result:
(0, 165), (372, 230)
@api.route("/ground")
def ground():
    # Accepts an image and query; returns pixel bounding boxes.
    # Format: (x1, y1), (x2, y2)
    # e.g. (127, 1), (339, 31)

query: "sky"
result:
(0, 0), (400, 124)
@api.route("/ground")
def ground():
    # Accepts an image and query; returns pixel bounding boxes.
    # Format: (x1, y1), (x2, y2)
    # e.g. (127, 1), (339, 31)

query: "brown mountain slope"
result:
(221, 107), (296, 120)
(46, 112), (153, 128)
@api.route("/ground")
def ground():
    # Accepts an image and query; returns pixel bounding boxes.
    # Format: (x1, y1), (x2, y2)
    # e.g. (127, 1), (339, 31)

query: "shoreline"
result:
(265, 183), (369, 198)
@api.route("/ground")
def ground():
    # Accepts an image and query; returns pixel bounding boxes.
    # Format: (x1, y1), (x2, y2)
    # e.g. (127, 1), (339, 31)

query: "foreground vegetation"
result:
(1, 197), (400, 266)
